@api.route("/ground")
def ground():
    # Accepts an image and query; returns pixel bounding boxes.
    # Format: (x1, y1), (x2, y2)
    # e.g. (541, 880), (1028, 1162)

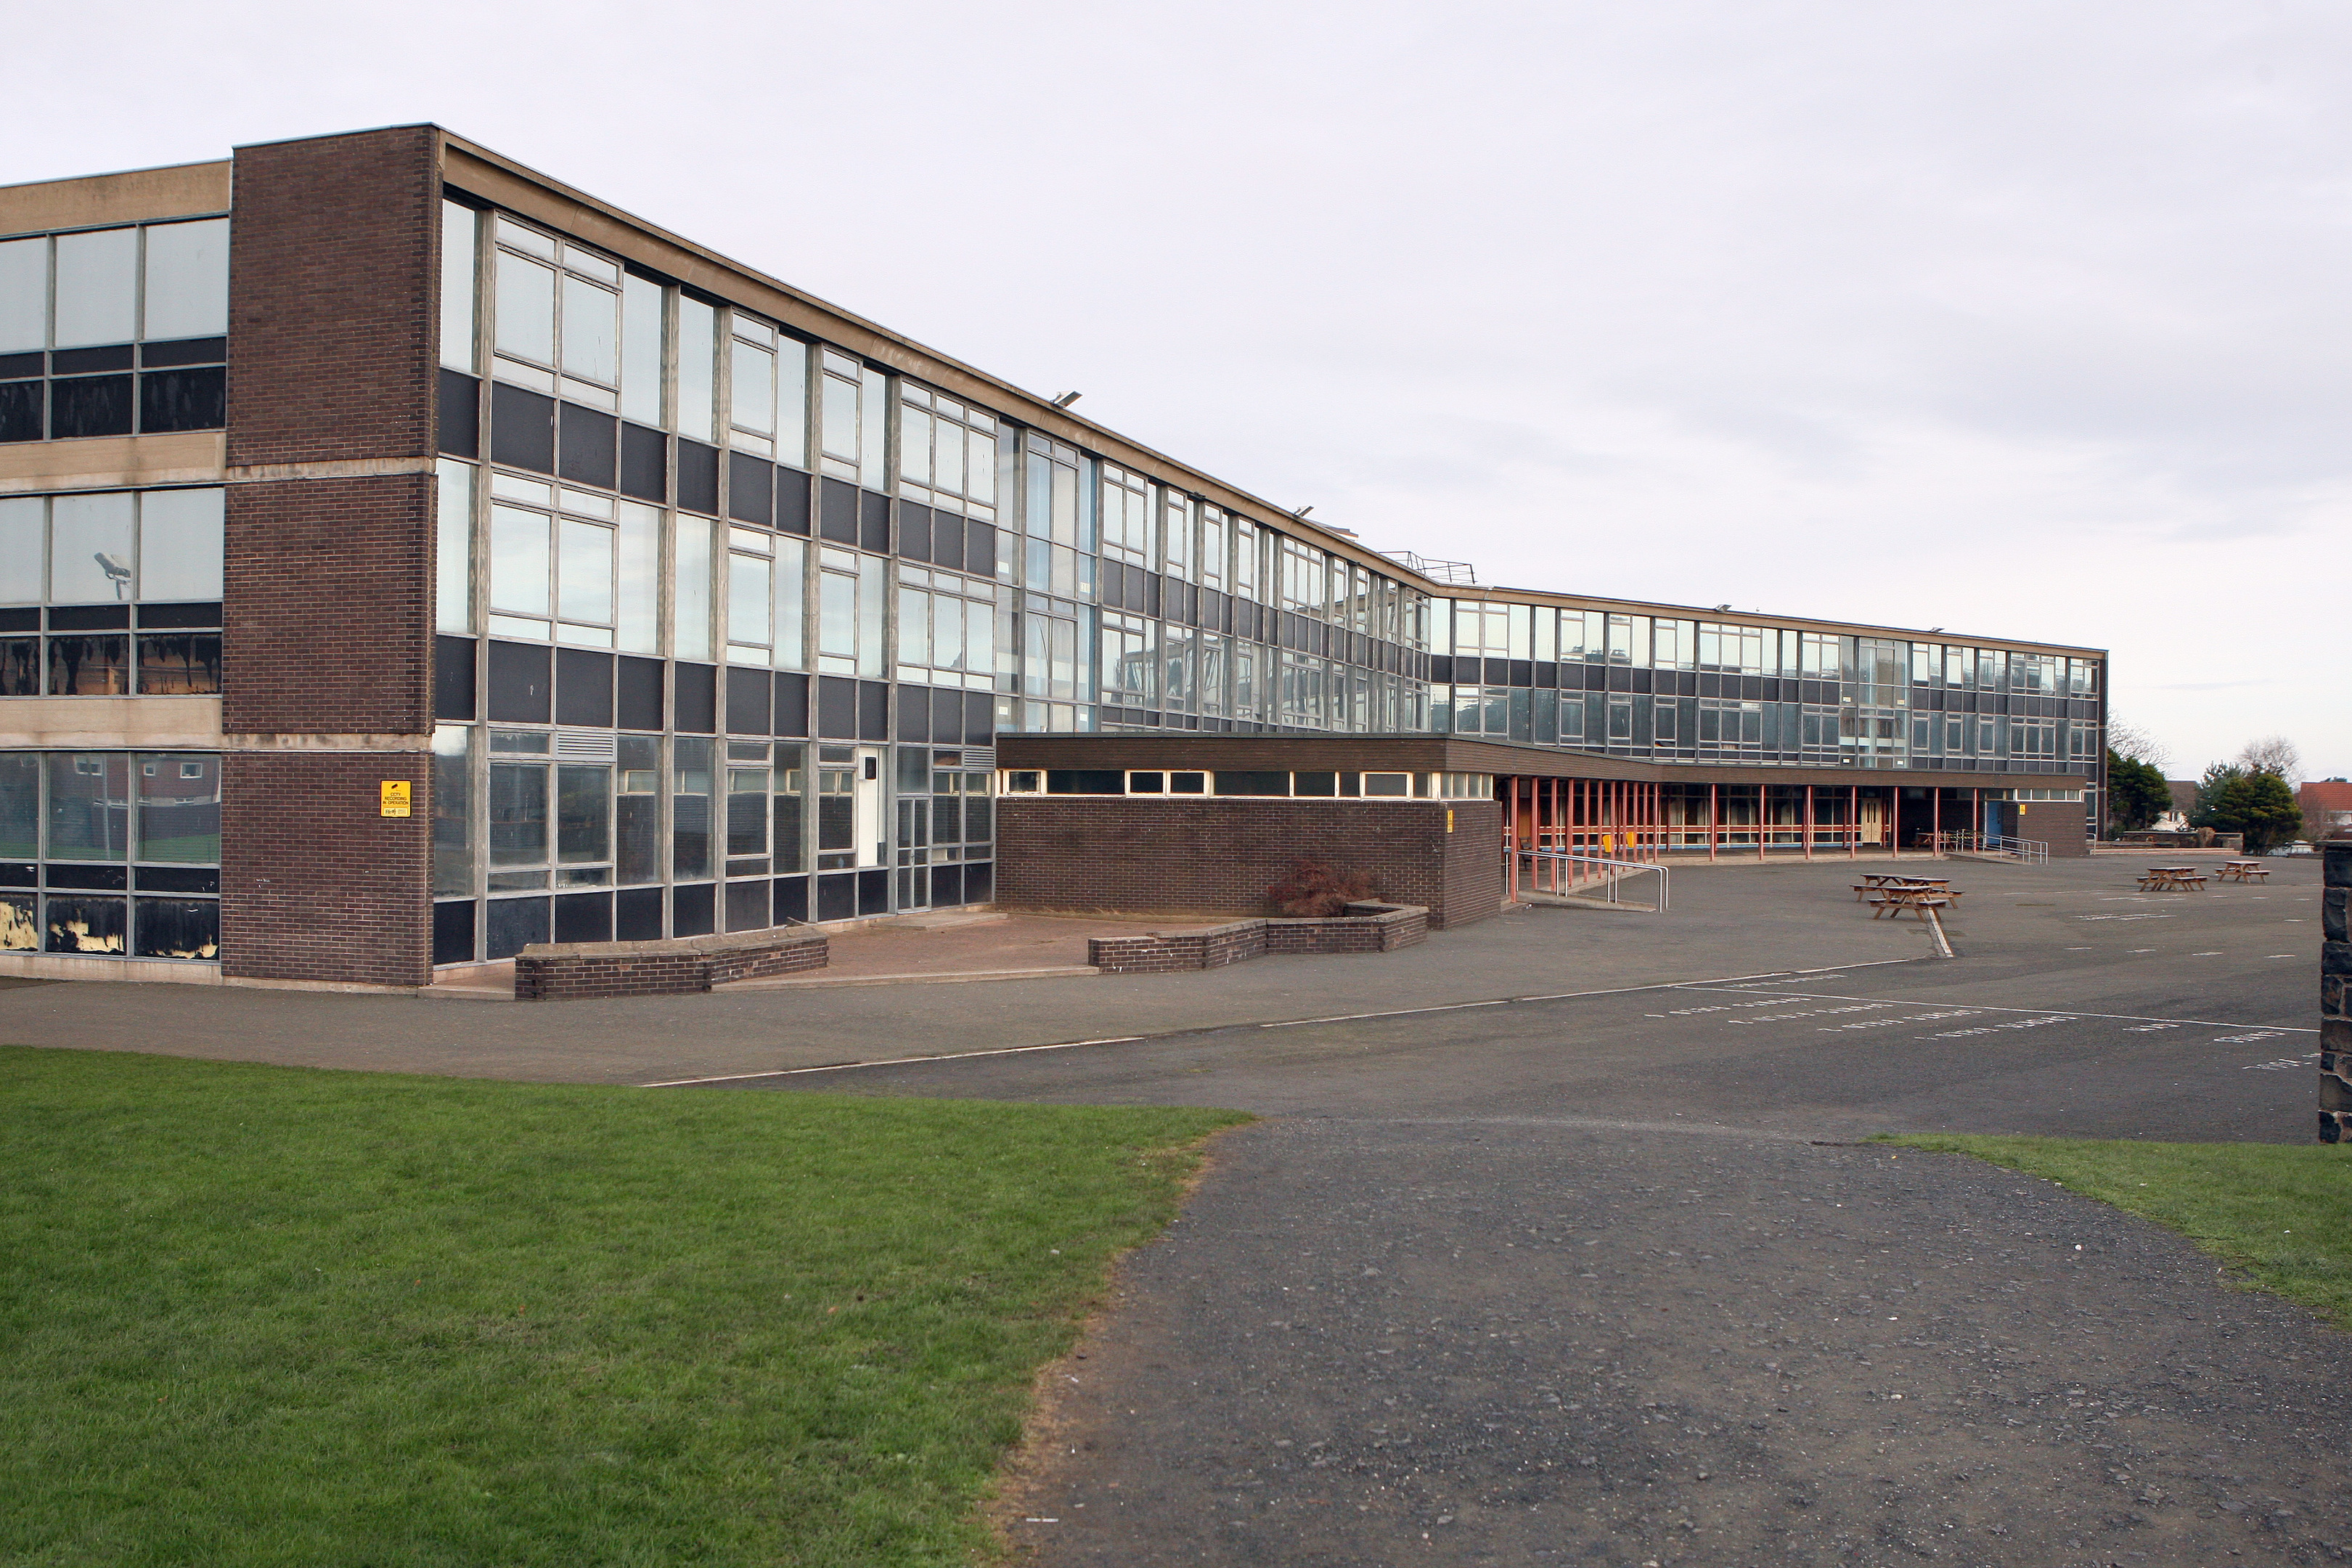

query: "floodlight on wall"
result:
(1051, 391), (1082, 407)
(97, 552), (131, 599)
(1295, 506), (1315, 519)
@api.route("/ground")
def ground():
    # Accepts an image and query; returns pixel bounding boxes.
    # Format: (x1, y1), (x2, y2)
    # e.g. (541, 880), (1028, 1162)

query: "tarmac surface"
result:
(699, 855), (2342, 1568)
(4, 854), (2342, 1565)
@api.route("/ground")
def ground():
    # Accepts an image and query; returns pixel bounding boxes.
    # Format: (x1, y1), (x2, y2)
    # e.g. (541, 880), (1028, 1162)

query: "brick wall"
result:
(220, 751), (431, 987)
(514, 930), (829, 1000)
(227, 126), (438, 469)
(219, 127), (442, 987)
(996, 798), (1503, 928)
(223, 473), (434, 735)
(1086, 903), (1429, 973)
(2015, 799), (2088, 858)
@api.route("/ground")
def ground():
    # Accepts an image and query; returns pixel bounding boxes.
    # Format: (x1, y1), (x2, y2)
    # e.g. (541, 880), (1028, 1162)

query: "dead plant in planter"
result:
(1265, 859), (1376, 918)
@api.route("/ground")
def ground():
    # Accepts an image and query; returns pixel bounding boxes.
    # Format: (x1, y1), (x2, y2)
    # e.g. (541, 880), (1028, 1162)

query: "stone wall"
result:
(514, 928), (828, 1000)
(1087, 902), (1428, 974)
(2322, 840), (2351, 1143)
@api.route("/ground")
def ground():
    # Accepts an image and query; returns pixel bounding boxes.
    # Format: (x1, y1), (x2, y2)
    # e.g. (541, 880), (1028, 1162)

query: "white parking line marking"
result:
(1678, 985), (2316, 1034)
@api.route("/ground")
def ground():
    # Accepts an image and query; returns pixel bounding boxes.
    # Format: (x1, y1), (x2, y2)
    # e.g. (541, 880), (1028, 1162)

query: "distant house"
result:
(2300, 780), (2352, 840)
(2156, 780), (2198, 832)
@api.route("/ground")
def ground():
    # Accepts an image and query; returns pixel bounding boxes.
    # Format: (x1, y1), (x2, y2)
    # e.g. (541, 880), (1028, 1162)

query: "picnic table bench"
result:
(1853, 875), (1961, 904)
(1866, 891), (1952, 921)
(2216, 860), (2270, 883)
(2138, 866), (2208, 891)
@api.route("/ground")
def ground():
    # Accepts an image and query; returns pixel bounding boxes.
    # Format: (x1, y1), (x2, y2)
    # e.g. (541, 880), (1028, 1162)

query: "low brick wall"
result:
(1088, 902), (1427, 974)
(2322, 841), (2350, 1143)
(515, 928), (828, 1000)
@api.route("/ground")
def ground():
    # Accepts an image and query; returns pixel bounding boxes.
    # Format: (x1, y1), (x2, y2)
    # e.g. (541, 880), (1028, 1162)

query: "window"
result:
(1, 219), (228, 443)
(483, 475), (658, 650)
(894, 565), (995, 689)
(817, 350), (889, 489)
(728, 314), (807, 469)
(487, 217), (632, 412)
(0, 489), (223, 696)
(0, 749), (219, 960)
(815, 547), (886, 678)
(1099, 465), (1154, 564)
(899, 384), (997, 520)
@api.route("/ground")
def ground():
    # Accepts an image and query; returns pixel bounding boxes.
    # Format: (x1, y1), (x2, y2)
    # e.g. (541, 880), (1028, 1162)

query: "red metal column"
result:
(1849, 784), (1858, 859)
(1758, 783), (1767, 861)
(1890, 786), (1900, 861)
(1932, 786), (1941, 857)
(1708, 783), (1718, 862)
(1506, 777), (1520, 902)
(1804, 783), (1815, 861)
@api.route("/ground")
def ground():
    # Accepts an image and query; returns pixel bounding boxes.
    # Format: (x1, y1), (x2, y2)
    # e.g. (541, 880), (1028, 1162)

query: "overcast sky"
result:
(15, 1), (2345, 779)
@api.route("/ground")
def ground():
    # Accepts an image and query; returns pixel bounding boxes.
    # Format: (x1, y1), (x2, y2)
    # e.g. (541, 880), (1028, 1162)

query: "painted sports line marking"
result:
(1681, 985), (2317, 1035)
(636, 960), (1922, 1087)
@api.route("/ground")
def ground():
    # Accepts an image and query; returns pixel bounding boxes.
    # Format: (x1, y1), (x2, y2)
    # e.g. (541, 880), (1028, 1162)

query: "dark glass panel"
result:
(616, 655), (663, 731)
(775, 467), (810, 536)
(139, 367), (226, 433)
(725, 878), (769, 933)
(489, 382), (556, 474)
(135, 601), (221, 629)
(819, 477), (857, 543)
(816, 873), (855, 922)
(555, 646), (615, 727)
(772, 875), (808, 926)
(48, 605), (129, 629)
(673, 661), (717, 733)
(728, 452), (773, 525)
(859, 491), (890, 553)
(484, 896), (552, 960)
(613, 885), (663, 941)
(45, 864), (128, 889)
(726, 666), (771, 735)
(0, 638), (37, 695)
(45, 894), (127, 954)
(0, 351), (41, 378)
(552, 891), (613, 944)
(0, 380), (40, 443)
(135, 633), (220, 694)
(486, 640), (552, 724)
(677, 438), (719, 515)
(671, 882), (715, 938)
(50, 375), (134, 439)
(816, 676), (857, 739)
(857, 679), (889, 741)
(48, 634), (129, 695)
(857, 867), (889, 916)
(1045, 770), (1123, 794)
(435, 634), (478, 721)
(432, 899), (478, 965)
(134, 866), (218, 894)
(557, 401), (617, 489)
(52, 345), (134, 374)
(438, 369), (480, 458)
(618, 421), (667, 502)
(140, 337), (227, 369)
(898, 503), (931, 563)
(771, 671), (808, 738)
(134, 897), (220, 960)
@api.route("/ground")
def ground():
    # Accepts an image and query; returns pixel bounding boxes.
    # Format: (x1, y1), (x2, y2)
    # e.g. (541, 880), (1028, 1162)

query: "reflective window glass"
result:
(0, 237), (48, 354)
(494, 253), (556, 366)
(489, 505), (551, 618)
(52, 228), (137, 348)
(142, 219), (228, 342)
(560, 274), (618, 385)
(137, 487), (224, 601)
(49, 491), (135, 604)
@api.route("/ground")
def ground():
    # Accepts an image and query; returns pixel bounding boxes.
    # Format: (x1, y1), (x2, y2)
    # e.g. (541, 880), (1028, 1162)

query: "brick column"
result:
(219, 126), (441, 987)
(2322, 838), (2351, 1143)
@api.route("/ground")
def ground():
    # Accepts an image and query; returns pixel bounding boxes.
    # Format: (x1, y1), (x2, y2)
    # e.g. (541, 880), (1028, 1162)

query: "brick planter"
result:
(514, 928), (828, 1000)
(2322, 841), (2351, 1143)
(1087, 902), (1428, 974)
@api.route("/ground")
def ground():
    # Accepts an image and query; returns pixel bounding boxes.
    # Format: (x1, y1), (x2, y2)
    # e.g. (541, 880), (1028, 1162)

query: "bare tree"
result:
(2106, 716), (2170, 771)
(2237, 735), (2303, 783)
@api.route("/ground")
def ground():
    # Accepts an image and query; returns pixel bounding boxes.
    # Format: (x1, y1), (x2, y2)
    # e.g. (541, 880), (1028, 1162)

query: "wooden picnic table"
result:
(1866, 891), (1951, 921)
(2139, 866), (2208, 891)
(1854, 875), (1959, 903)
(2216, 860), (2271, 883)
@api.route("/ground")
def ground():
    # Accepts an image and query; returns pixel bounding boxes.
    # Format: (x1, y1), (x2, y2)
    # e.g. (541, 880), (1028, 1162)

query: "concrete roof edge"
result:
(1474, 584), (2107, 659)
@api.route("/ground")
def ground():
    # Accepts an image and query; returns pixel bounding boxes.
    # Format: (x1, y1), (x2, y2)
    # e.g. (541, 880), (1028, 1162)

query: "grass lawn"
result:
(0, 1045), (1245, 1566)
(1885, 1132), (2352, 1331)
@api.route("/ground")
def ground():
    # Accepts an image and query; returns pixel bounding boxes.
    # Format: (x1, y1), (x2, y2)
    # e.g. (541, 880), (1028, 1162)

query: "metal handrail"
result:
(1516, 849), (1670, 912)
(1982, 836), (2049, 865)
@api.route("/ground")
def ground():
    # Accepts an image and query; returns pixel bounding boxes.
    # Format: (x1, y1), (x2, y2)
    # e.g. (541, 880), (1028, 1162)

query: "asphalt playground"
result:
(3, 852), (2341, 1565)
(701, 854), (2343, 1568)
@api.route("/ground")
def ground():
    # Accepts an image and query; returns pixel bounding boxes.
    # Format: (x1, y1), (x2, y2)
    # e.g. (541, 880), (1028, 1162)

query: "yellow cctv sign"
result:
(380, 780), (412, 818)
